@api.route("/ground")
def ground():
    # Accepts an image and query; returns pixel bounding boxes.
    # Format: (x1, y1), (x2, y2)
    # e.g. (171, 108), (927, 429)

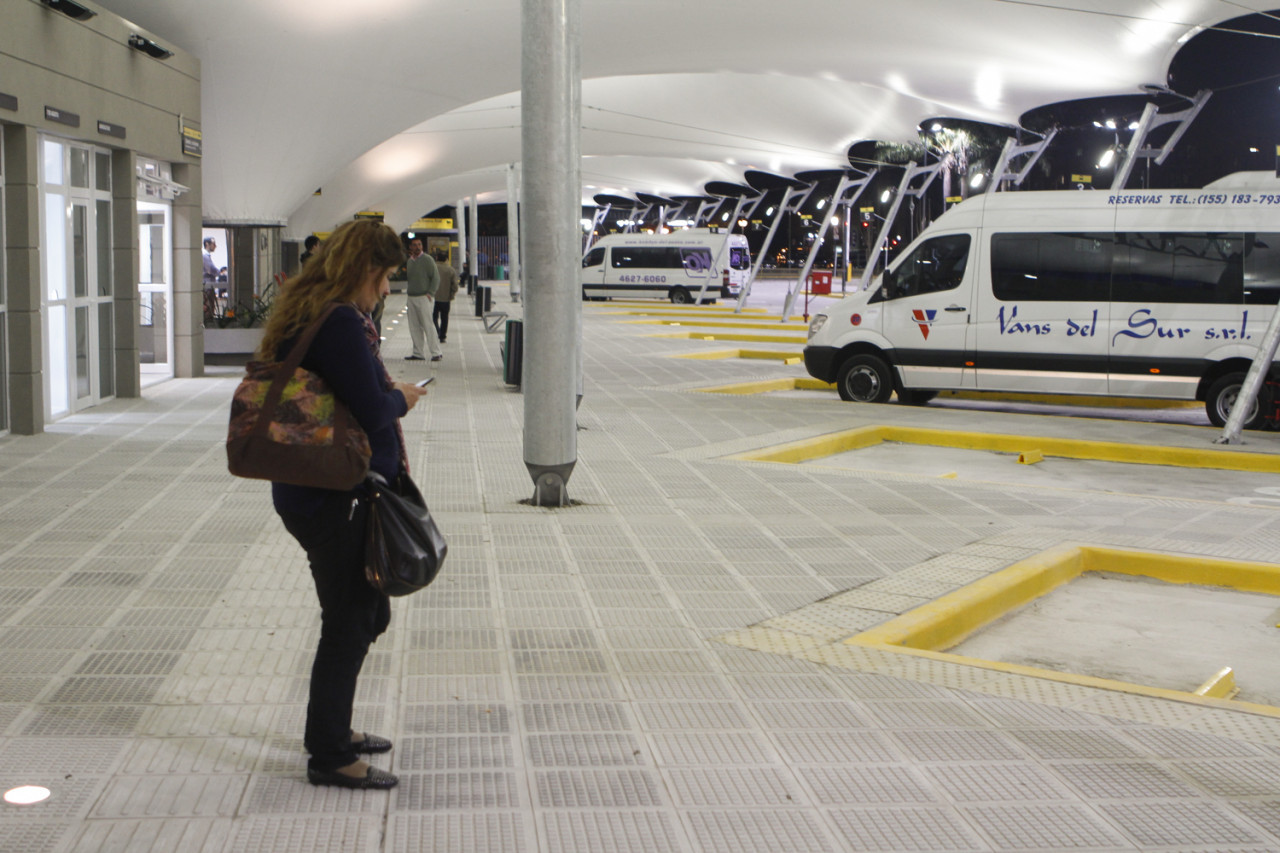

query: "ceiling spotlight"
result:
(128, 34), (174, 60)
(39, 0), (96, 19)
(1097, 148), (1116, 169)
(4, 786), (51, 805)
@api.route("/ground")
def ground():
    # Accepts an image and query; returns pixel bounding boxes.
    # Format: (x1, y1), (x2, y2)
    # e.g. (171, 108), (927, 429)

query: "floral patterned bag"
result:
(226, 303), (371, 489)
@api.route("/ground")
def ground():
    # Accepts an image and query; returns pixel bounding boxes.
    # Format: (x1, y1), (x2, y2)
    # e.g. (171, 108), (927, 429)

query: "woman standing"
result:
(258, 220), (426, 789)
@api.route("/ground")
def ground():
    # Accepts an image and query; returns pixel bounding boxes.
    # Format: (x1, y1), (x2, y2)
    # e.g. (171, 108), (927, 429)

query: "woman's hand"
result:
(396, 381), (428, 411)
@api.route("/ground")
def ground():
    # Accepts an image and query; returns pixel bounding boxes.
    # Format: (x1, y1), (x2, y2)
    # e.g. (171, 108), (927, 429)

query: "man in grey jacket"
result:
(405, 238), (442, 361)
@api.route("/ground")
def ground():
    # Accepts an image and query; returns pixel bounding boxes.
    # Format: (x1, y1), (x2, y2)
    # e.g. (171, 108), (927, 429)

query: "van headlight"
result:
(808, 314), (828, 339)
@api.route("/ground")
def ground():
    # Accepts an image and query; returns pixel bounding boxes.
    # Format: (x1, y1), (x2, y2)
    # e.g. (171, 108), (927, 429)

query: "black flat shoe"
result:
(307, 765), (398, 789)
(352, 732), (392, 754)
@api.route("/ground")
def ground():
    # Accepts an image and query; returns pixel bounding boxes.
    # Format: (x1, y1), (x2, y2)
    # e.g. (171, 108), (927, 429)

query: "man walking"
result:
(405, 238), (442, 361)
(432, 250), (460, 343)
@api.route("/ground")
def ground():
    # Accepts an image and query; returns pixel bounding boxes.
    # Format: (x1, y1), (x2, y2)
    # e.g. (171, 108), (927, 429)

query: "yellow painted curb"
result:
(673, 348), (804, 364)
(845, 544), (1280, 716)
(649, 331), (809, 345)
(732, 425), (1280, 473)
(622, 318), (809, 331)
(695, 378), (797, 395)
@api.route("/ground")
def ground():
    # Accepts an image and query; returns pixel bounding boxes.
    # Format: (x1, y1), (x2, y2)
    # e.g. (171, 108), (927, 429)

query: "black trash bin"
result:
(502, 319), (522, 386)
(474, 285), (492, 318)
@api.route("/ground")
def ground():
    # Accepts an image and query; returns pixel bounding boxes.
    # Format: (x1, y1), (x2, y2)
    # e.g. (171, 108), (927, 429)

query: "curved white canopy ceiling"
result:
(92, 0), (1255, 235)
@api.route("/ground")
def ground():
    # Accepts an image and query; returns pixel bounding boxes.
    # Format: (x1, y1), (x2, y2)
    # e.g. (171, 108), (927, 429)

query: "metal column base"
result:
(527, 462), (576, 508)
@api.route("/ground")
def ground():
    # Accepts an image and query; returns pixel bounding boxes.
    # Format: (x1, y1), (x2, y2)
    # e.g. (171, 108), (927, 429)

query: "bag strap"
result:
(250, 302), (348, 438)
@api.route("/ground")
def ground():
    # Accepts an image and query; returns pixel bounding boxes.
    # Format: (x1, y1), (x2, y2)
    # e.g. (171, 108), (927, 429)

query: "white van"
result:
(804, 171), (1280, 428)
(581, 229), (751, 304)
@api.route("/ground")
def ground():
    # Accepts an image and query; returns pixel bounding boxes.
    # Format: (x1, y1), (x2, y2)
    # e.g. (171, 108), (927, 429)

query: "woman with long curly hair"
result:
(261, 219), (426, 789)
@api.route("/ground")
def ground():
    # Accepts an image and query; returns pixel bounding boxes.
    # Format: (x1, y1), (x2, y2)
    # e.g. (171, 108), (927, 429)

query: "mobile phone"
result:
(415, 377), (434, 387)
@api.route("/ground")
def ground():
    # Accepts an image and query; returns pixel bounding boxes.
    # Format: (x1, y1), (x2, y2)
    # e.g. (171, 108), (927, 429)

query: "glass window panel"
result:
(42, 139), (64, 186)
(874, 234), (972, 302)
(96, 200), (112, 296)
(138, 293), (167, 365)
(72, 204), (88, 298)
(47, 305), (68, 416)
(70, 148), (89, 188)
(138, 213), (165, 284)
(75, 306), (90, 400)
(1113, 232), (1244, 304)
(95, 151), (111, 191)
(990, 233), (1111, 302)
(43, 193), (67, 301)
(98, 303), (114, 397)
(1244, 232), (1280, 306)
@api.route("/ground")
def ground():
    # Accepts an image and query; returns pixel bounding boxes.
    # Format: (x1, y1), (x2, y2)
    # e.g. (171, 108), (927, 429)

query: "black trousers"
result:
(278, 492), (390, 772)
(432, 300), (452, 341)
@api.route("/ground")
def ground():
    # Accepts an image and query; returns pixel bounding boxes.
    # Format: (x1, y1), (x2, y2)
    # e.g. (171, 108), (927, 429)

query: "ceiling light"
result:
(970, 173), (985, 189)
(4, 786), (51, 805)
(128, 34), (174, 60)
(765, 207), (775, 216)
(880, 190), (891, 203)
(1097, 148), (1116, 169)
(39, 0), (95, 19)
(816, 199), (826, 209)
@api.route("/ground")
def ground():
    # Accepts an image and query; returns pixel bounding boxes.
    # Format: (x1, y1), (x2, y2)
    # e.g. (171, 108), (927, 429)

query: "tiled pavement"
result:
(5, 289), (1280, 851)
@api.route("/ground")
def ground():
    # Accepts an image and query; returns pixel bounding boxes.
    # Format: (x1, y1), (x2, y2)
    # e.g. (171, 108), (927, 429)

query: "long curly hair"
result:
(257, 219), (405, 359)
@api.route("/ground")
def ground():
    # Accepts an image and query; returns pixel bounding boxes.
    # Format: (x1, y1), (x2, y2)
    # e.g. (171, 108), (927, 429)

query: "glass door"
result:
(137, 201), (172, 381)
(39, 136), (113, 419)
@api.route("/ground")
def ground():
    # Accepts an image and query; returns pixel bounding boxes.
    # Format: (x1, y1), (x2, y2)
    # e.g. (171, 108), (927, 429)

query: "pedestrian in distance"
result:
(257, 219), (428, 789)
(432, 249), (460, 343)
(404, 238), (442, 362)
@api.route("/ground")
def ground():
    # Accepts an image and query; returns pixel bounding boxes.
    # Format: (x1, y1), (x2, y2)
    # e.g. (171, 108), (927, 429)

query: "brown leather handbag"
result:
(226, 304), (371, 489)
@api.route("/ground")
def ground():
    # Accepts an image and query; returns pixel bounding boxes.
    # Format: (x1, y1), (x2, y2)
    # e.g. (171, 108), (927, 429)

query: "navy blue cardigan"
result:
(271, 304), (408, 516)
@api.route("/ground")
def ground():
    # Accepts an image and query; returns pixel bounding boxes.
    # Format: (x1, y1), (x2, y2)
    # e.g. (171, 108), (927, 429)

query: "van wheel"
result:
(669, 288), (691, 304)
(836, 355), (893, 404)
(898, 389), (937, 406)
(1206, 372), (1272, 429)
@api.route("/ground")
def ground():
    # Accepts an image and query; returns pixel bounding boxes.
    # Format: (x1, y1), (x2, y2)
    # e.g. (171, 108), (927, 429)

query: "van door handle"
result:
(944, 305), (967, 312)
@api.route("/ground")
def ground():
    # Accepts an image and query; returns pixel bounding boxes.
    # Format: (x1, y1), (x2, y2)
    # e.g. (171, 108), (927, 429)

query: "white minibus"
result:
(581, 229), (751, 304)
(804, 171), (1280, 428)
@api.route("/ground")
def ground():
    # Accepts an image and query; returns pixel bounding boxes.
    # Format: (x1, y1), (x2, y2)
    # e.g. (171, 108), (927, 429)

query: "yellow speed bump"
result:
(731, 425), (1280, 473)
(846, 544), (1280, 714)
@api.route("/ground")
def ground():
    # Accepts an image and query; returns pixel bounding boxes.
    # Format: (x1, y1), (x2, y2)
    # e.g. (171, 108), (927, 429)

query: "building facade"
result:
(1, 0), (202, 434)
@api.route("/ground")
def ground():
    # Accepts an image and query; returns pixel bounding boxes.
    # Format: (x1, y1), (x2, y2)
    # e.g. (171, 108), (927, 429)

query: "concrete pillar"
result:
(3, 124), (43, 434)
(110, 150), (141, 397)
(520, 0), (581, 506)
(170, 161), (202, 377)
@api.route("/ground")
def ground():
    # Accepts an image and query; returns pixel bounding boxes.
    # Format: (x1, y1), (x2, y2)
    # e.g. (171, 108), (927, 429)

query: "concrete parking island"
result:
(845, 544), (1280, 715)
(731, 424), (1280, 473)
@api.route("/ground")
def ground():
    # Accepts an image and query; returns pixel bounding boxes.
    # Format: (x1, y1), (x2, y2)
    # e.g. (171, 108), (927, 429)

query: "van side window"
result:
(991, 233), (1112, 302)
(870, 234), (970, 302)
(582, 247), (605, 268)
(729, 246), (750, 270)
(1244, 233), (1280, 305)
(680, 248), (713, 272)
(1112, 233), (1244, 304)
(613, 247), (683, 269)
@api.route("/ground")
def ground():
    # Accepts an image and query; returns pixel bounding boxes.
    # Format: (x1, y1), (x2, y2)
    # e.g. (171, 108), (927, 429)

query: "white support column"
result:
(506, 163), (522, 302)
(521, 0), (581, 506)
(469, 196), (479, 283)
(781, 175), (866, 321)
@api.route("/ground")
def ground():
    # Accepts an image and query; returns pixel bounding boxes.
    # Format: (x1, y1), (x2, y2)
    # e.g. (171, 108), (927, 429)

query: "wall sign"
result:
(97, 120), (126, 140)
(181, 125), (202, 157)
(45, 106), (80, 127)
